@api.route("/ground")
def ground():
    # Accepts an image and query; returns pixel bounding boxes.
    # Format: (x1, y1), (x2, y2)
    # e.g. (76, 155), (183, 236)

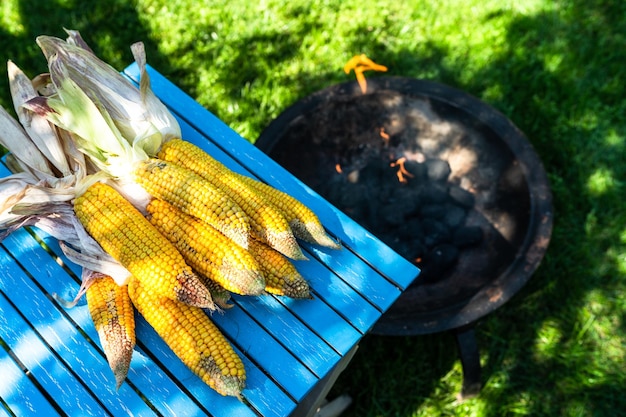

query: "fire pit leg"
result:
(453, 324), (482, 400)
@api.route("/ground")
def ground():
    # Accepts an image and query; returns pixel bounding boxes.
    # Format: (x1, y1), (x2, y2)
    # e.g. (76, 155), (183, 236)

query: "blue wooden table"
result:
(0, 64), (420, 417)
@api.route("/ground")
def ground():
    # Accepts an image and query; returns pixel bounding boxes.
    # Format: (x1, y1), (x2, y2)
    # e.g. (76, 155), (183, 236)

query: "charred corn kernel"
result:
(248, 239), (312, 299)
(74, 182), (216, 309)
(239, 176), (341, 250)
(158, 139), (306, 260)
(134, 158), (250, 249)
(86, 274), (136, 390)
(128, 276), (245, 397)
(146, 199), (266, 296)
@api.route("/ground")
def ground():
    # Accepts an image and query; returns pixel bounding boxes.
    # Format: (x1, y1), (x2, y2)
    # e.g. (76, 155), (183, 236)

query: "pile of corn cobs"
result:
(0, 30), (338, 398)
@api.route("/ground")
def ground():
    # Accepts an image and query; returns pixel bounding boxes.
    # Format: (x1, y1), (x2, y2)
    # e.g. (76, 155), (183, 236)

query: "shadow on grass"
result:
(0, 0), (172, 111)
(325, 2), (626, 416)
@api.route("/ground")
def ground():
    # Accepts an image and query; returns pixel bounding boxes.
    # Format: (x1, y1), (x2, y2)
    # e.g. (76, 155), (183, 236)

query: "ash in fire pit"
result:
(257, 77), (552, 336)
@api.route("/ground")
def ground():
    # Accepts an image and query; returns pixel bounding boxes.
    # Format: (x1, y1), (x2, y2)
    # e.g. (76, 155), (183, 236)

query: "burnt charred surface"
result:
(256, 77), (553, 335)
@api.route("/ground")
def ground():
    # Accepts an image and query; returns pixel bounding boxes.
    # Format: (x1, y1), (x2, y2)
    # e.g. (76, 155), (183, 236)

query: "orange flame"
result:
(379, 127), (390, 146)
(343, 54), (388, 94)
(390, 157), (414, 183)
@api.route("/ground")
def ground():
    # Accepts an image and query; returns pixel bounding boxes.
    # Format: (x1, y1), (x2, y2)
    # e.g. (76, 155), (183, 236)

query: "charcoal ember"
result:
(396, 217), (423, 240)
(397, 240), (427, 262)
(379, 204), (406, 226)
(420, 243), (460, 282)
(448, 184), (476, 208)
(338, 183), (367, 207)
(453, 226), (484, 247)
(421, 218), (451, 248)
(403, 160), (428, 182)
(419, 203), (447, 220)
(424, 158), (451, 183)
(442, 203), (467, 228)
(419, 182), (449, 204)
(344, 204), (371, 226)
(360, 158), (388, 187)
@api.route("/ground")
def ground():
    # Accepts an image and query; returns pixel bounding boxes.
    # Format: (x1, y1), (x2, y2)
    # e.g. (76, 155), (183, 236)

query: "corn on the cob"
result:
(238, 175), (341, 250)
(146, 198), (265, 296)
(133, 158), (251, 249)
(74, 181), (216, 309)
(159, 139), (338, 250)
(248, 239), (312, 299)
(86, 274), (135, 390)
(128, 275), (246, 397)
(157, 140), (306, 260)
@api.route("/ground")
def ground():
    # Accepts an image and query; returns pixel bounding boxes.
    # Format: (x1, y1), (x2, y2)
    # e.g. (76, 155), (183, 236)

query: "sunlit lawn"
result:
(1, 0), (625, 416)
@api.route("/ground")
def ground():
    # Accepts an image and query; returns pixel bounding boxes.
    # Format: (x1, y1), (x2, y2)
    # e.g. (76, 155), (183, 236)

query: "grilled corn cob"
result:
(86, 273), (135, 389)
(146, 198), (266, 296)
(134, 158), (251, 249)
(128, 275), (246, 397)
(157, 140), (306, 260)
(238, 176), (341, 249)
(74, 181), (216, 309)
(248, 239), (312, 299)
(159, 139), (338, 249)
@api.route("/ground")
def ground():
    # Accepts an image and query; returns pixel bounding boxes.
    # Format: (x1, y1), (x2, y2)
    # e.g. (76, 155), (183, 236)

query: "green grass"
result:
(1, 0), (625, 416)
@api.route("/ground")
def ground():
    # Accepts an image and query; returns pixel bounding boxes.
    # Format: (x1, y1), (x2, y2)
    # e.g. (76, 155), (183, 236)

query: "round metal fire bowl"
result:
(255, 77), (553, 336)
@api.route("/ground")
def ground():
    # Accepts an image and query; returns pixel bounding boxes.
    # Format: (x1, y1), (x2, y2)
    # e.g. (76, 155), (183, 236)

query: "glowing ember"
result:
(343, 54), (388, 94)
(390, 157), (414, 183)
(379, 127), (390, 146)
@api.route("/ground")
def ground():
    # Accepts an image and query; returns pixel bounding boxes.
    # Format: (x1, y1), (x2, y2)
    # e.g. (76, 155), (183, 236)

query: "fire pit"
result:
(255, 76), (553, 397)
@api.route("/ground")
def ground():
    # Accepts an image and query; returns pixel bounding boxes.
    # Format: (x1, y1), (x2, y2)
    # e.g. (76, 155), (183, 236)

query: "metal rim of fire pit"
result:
(256, 76), (553, 336)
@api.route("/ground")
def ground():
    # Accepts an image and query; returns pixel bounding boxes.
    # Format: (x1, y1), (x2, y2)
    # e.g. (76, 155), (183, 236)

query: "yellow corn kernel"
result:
(74, 182), (216, 310)
(146, 198), (266, 296)
(157, 139), (306, 260)
(248, 239), (312, 299)
(86, 273), (135, 390)
(128, 276), (246, 397)
(133, 158), (250, 249)
(239, 175), (340, 250)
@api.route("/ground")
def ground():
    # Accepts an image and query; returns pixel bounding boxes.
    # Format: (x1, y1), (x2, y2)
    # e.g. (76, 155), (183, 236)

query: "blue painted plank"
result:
(0, 403), (11, 417)
(233, 295), (339, 378)
(210, 304), (318, 401)
(123, 63), (420, 292)
(0, 292), (105, 416)
(290, 258), (380, 334)
(0, 345), (61, 417)
(0, 231), (155, 416)
(272, 293), (362, 357)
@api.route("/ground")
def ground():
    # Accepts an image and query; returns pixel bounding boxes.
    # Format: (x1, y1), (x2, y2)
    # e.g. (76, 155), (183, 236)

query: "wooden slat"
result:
(0, 343), (61, 417)
(0, 292), (105, 416)
(233, 295), (339, 378)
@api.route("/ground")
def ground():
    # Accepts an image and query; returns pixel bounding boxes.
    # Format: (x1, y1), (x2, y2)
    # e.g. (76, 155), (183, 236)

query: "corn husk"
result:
(36, 30), (180, 155)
